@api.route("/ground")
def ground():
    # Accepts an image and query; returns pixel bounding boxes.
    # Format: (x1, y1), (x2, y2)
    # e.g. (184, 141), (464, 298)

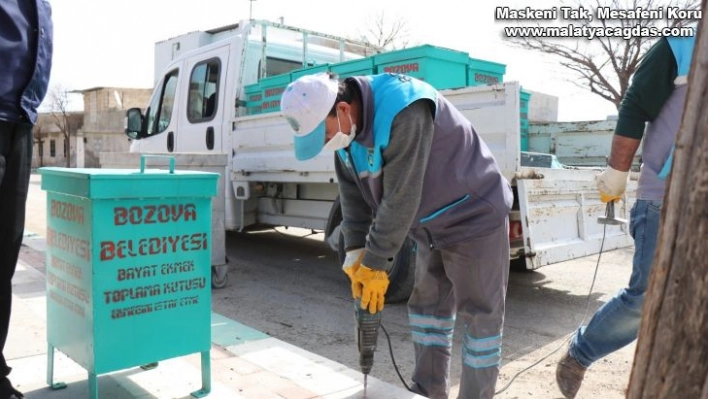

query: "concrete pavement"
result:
(7, 175), (422, 398)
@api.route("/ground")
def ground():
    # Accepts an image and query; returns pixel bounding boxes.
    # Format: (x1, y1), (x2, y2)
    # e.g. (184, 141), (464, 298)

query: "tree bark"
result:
(626, 7), (708, 399)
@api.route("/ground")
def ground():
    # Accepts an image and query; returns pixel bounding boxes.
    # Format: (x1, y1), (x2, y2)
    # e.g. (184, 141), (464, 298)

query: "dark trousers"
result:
(0, 120), (33, 378)
(408, 219), (510, 399)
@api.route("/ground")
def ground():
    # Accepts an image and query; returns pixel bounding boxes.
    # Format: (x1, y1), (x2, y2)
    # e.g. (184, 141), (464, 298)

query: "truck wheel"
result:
(327, 197), (416, 304)
(385, 237), (417, 303)
(212, 264), (229, 289)
(510, 257), (532, 272)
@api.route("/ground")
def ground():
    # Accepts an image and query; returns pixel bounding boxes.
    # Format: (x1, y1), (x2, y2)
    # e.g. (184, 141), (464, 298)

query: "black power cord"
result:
(378, 221), (611, 396)
(380, 323), (412, 392)
(494, 222), (608, 395)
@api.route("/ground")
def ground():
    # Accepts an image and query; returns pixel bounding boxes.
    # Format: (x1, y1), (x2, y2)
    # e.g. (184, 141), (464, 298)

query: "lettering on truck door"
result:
(176, 45), (229, 152)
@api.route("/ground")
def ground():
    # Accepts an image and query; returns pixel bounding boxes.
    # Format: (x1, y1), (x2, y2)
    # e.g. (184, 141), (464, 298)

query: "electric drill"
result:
(355, 302), (382, 394)
(597, 200), (627, 225)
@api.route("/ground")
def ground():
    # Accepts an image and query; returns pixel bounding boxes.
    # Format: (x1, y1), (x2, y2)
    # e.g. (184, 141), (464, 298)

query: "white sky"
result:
(49, 0), (620, 121)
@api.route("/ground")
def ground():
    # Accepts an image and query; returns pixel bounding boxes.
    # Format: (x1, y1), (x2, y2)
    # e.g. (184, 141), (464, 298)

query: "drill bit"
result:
(355, 302), (380, 397)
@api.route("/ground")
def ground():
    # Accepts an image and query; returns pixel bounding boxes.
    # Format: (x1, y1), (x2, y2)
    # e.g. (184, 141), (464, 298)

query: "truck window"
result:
(146, 69), (179, 136)
(260, 57), (305, 78)
(188, 59), (220, 123)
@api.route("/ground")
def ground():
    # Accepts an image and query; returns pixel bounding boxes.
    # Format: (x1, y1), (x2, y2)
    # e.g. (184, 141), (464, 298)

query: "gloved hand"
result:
(342, 248), (365, 299)
(596, 165), (629, 203)
(354, 265), (390, 314)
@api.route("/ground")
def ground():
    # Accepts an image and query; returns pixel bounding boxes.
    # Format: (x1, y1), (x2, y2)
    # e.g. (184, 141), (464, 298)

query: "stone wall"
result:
(31, 112), (83, 169)
(83, 130), (132, 168)
(82, 88), (152, 132)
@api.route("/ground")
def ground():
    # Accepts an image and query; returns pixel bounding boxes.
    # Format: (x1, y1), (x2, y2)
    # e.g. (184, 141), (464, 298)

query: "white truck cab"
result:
(128, 21), (374, 154)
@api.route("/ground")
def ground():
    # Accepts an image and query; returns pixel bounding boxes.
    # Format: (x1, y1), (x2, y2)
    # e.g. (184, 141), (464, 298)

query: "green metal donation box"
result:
(40, 157), (219, 398)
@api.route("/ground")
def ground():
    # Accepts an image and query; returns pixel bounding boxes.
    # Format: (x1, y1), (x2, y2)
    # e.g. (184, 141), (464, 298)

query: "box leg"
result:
(46, 343), (67, 390)
(140, 362), (159, 370)
(190, 350), (211, 398)
(89, 372), (98, 399)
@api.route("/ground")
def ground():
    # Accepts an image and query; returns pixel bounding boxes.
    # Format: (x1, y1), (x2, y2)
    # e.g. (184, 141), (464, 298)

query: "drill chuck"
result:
(355, 303), (382, 375)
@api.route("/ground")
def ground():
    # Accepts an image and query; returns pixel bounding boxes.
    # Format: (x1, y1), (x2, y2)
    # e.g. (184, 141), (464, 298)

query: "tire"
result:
(327, 197), (417, 304)
(510, 257), (533, 272)
(211, 263), (229, 289)
(384, 237), (417, 303)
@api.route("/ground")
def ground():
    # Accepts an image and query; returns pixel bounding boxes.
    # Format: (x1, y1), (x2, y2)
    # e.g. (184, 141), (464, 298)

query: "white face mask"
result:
(323, 111), (357, 152)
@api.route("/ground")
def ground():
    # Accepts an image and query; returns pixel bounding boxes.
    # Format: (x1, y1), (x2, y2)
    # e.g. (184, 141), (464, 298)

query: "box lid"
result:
(374, 45), (469, 65)
(520, 89), (532, 101)
(468, 57), (507, 75)
(330, 58), (375, 75)
(39, 167), (219, 199)
(291, 64), (331, 79)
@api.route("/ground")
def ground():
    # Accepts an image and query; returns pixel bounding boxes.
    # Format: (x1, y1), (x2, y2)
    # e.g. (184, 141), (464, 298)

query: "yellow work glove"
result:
(596, 165), (629, 203)
(342, 248), (365, 299)
(354, 265), (390, 314)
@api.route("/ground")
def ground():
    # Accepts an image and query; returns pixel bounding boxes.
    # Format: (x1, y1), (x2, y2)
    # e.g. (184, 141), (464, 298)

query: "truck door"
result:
(515, 168), (637, 269)
(175, 45), (229, 152)
(133, 68), (181, 153)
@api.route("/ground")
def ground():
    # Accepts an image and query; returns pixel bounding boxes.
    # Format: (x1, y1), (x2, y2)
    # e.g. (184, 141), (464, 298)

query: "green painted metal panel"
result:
(291, 63), (330, 80)
(44, 193), (95, 371)
(244, 83), (263, 115)
(467, 57), (507, 86)
(329, 58), (375, 78)
(259, 72), (292, 113)
(520, 89), (532, 151)
(40, 163), (218, 376)
(374, 45), (470, 90)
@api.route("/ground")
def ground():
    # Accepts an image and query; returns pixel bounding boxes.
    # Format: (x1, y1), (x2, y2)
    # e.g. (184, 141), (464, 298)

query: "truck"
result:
(100, 19), (637, 301)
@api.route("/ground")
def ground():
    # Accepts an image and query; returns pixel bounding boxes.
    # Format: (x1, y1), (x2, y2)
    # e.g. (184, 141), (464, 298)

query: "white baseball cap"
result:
(281, 72), (339, 161)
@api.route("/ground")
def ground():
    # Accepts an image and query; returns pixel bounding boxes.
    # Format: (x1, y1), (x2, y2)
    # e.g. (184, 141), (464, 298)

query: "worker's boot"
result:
(556, 351), (587, 398)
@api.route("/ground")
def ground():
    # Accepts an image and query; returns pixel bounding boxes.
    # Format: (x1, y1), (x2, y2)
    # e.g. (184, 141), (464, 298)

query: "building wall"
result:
(83, 88), (153, 114)
(30, 87), (152, 169)
(81, 109), (133, 167)
(527, 90), (559, 123)
(31, 112), (83, 169)
(83, 130), (132, 168)
(83, 88), (152, 132)
(32, 133), (77, 169)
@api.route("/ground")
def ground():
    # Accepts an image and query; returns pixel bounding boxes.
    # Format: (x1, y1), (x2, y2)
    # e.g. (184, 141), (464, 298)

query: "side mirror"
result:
(125, 107), (144, 139)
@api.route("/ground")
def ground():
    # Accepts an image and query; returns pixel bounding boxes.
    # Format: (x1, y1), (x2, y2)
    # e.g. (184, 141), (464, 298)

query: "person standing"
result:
(281, 72), (513, 399)
(0, 1), (53, 398)
(556, 32), (696, 399)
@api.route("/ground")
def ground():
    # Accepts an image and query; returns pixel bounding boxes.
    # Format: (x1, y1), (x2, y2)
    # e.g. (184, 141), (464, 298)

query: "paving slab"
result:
(9, 246), (424, 399)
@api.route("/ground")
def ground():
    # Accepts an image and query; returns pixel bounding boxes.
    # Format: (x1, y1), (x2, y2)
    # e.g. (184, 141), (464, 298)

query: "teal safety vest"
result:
(337, 74), (437, 191)
(658, 34), (695, 179)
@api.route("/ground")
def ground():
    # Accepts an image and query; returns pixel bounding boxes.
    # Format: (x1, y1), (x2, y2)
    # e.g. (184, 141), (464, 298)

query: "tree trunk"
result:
(626, 8), (708, 399)
(65, 134), (71, 168)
